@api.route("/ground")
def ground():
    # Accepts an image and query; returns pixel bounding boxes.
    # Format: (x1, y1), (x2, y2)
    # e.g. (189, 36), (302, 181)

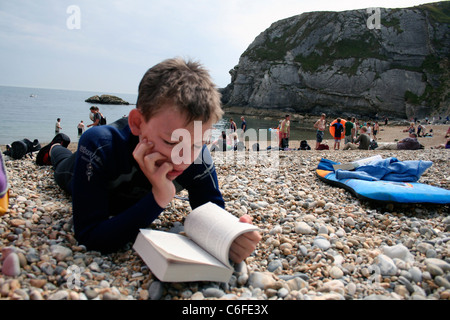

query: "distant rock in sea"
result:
(85, 94), (130, 105)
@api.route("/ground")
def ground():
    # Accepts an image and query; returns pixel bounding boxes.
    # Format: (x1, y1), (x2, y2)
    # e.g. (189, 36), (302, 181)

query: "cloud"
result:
(0, 0), (434, 92)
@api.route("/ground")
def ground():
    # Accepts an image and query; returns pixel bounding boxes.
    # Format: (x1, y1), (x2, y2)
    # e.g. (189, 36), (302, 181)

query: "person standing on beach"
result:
(55, 118), (62, 135)
(77, 120), (85, 136)
(331, 118), (344, 150)
(240, 116), (247, 141)
(344, 117), (354, 145)
(280, 114), (290, 149)
(229, 118), (237, 133)
(35, 58), (261, 260)
(314, 113), (326, 150)
(88, 106), (101, 127)
(366, 122), (372, 140)
(373, 121), (379, 140)
(240, 116), (247, 133)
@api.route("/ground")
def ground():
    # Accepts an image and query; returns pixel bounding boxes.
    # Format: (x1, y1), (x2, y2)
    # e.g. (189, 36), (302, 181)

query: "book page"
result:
(139, 229), (226, 267)
(184, 202), (259, 268)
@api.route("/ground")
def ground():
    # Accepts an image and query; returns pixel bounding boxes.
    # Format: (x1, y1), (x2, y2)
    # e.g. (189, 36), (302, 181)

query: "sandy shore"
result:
(288, 123), (449, 150)
(0, 125), (449, 301)
(2, 123), (449, 153)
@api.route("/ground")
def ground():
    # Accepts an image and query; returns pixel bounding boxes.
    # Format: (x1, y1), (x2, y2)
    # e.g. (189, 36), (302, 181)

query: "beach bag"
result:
(99, 113), (107, 125)
(0, 153), (9, 215)
(317, 143), (329, 150)
(299, 140), (311, 150)
(3, 139), (41, 160)
(281, 138), (289, 149)
(369, 140), (378, 150)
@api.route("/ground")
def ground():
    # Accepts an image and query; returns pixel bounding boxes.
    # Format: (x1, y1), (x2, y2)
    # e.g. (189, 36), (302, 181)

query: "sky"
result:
(0, 0), (437, 94)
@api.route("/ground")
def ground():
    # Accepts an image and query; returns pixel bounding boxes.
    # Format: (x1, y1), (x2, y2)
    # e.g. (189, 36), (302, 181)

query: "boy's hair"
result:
(136, 58), (223, 124)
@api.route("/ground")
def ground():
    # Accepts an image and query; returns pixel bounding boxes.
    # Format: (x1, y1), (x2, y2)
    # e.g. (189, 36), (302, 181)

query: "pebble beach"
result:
(0, 125), (449, 301)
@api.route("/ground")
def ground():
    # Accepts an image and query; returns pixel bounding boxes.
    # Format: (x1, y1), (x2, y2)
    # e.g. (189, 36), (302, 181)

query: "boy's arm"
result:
(176, 145), (225, 210)
(71, 130), (164, 253)
(133, 139), (175, 208)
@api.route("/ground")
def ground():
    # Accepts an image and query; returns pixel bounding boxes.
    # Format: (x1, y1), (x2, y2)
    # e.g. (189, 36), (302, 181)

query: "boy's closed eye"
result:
(164, 139), (179, 147)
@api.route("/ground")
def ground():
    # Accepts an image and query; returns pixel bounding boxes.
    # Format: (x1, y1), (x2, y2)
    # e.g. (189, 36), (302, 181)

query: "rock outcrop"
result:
(222, 2), (449, 119)
(85, 94), (130, 105)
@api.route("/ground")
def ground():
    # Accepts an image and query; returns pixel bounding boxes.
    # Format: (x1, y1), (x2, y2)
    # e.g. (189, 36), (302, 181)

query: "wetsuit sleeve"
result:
(176, 145), (225, 210)
(71, 129), (164, 253)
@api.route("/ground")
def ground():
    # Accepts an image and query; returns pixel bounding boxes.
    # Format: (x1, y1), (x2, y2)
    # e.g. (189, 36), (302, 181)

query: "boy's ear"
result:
(128, 109), (144, 136)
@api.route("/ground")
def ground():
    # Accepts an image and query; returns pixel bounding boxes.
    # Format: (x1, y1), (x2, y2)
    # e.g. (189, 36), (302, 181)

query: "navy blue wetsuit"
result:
(51, 117), (224, 253)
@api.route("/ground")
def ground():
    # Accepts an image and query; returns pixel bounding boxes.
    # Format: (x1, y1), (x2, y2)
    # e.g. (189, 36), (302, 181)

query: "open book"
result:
(133, 202), (259, 283)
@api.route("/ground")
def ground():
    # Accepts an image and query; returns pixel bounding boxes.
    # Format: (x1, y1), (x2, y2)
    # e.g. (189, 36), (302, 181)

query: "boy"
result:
(38, 58), (260, 263)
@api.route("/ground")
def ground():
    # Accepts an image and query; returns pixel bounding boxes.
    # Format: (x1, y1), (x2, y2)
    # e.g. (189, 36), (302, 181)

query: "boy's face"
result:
(131, 104), (212, 179)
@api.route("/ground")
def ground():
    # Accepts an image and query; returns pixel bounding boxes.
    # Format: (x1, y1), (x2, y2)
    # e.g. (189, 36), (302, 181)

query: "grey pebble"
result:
(434, 276), (450, 289)
(50, 245), (73, 261)
(48, 290), (69, 300)
(277, 287), (289, 298)
(84, 287), (99, 299)
(202, 287), (225, 298)
(374, 254), (397, 276)
(409, 267), (423, 283)
(313, 237), (331, 250)
(267, 260), (283, 272)
(247, 272), (277, 290)
(148, 281), (164, 300)
(398, 276), (414, 293)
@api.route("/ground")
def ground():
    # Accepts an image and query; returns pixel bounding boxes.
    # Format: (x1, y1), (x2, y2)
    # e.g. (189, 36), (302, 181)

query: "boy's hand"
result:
(133, 139), (175, 208)
(229, 215), (261, 264)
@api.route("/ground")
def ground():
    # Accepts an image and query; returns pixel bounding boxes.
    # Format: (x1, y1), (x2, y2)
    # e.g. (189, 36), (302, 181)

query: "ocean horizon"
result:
(0, 85), (138, 145)
(0, 85), (328, 146)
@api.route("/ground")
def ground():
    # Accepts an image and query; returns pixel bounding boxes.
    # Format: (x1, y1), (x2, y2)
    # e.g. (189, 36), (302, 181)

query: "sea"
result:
(0, 85), (331, 146)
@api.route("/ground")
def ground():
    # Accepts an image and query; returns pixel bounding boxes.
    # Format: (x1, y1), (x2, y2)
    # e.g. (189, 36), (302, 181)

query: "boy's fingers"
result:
(155, 161), (174, 179)
(143, 151), (167, 170)
(133, 140), (153, 163)
(229, 231), (261, 263)
(239, 214), (253, 224)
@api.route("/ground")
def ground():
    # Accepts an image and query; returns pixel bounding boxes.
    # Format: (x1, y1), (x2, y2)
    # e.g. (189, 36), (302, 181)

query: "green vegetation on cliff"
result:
(227, 2), (449, 118)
